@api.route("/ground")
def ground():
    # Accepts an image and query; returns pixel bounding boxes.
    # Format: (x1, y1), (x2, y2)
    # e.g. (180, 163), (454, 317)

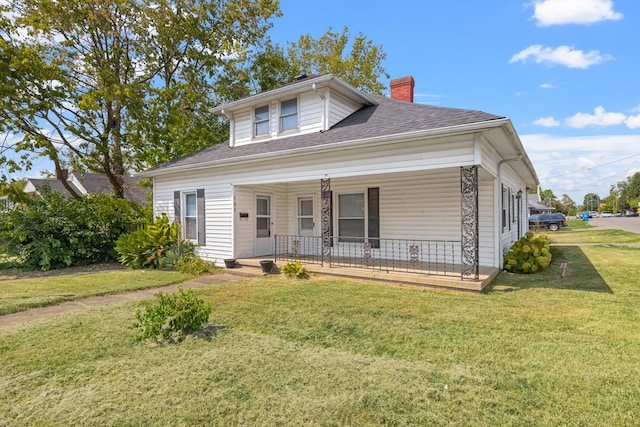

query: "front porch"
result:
(234, 257), (498, 292)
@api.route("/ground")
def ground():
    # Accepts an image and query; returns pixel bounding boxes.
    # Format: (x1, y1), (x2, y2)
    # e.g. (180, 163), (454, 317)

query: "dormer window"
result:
(254, 105), (269, 137)
(280, 98), (298, 132)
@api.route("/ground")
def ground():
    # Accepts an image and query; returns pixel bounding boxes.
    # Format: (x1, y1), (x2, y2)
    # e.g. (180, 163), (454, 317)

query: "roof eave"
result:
(141, 119), (512, 178)
(211, 74), (377, 116)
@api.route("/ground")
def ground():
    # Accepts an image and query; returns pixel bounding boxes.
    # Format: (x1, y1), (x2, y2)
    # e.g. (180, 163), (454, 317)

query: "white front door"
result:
(297, 196), (315, 237)
(255, 194), (273, 256)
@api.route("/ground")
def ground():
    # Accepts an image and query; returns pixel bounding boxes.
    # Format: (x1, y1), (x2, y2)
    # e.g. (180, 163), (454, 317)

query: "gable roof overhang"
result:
(141, 118), (539, 187)
(211, 74), (377, 116)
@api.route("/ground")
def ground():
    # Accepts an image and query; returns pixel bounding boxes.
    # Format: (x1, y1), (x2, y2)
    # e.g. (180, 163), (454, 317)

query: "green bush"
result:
(115, 214), (180, 269)
(0, 187), (145, 270)
(133, 287), (212, 342)
(503, 231), (553, 274)
(281, 261), (308, 279)
(174, 253), (212, 275)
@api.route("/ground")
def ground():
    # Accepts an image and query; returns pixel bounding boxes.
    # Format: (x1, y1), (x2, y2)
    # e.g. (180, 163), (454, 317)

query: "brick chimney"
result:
(390, 76), (415, 103)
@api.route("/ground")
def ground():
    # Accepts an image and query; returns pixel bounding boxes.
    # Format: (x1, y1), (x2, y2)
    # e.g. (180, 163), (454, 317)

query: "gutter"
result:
(140, 118), (513, 178)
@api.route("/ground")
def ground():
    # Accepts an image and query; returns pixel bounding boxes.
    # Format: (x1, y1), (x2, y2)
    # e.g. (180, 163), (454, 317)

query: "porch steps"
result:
(231, 258), (499, 292)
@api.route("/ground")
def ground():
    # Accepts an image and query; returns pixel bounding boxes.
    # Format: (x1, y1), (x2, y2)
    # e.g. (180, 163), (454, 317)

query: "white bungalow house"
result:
(142, 74), (539, 290)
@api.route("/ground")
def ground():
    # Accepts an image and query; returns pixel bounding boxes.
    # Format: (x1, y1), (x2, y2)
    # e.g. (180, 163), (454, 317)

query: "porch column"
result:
(460, 166), (479, 280)
(321, 178), (331, 260)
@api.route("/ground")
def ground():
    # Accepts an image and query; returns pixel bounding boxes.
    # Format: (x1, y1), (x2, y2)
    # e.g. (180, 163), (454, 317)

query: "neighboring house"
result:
(527, 193), (555, 214)
(24, 171), (148, 205)
(0, 195), (14, 210)
(142, 74), (539, 290)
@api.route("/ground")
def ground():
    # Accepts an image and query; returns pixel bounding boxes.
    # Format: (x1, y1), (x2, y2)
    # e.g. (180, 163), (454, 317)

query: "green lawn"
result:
(0, 269), (194, 315)
(1, 244), (639, 425)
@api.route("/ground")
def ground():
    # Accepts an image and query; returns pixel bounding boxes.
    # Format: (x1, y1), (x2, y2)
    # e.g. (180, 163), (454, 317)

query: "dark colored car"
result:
(529, 213), (567, 231)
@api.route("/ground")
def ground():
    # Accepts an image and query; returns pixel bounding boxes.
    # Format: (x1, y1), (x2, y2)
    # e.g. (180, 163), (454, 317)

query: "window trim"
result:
(253, 104), (270, 138)
(279, 97), (299, 133)
(335, 188), (379, 245)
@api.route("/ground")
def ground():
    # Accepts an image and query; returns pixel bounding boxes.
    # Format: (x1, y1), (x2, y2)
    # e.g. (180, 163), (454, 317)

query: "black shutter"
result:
(368, 187), (380, 248)
(197, 188), (205, 246)
(174, 191), (181, 226)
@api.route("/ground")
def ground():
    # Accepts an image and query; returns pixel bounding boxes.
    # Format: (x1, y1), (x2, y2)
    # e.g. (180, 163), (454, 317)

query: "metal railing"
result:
(275, 235), (462, 278)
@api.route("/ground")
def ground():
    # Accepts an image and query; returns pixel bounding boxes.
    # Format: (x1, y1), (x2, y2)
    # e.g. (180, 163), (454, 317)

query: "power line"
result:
(541, 153), (640, 180)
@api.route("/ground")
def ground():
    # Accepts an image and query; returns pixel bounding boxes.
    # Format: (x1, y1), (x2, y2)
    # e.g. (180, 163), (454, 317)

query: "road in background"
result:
(585, 217), (640, 234)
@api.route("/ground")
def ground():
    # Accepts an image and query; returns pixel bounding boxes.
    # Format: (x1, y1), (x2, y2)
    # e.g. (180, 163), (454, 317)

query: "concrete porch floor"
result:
(229, 258), (499, 292)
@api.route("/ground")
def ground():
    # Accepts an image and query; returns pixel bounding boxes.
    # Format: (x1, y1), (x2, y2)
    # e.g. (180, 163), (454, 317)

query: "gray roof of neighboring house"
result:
(27, 173), (149, 205)
(145, 94), (504, 174)
(527, 193), (554, 211)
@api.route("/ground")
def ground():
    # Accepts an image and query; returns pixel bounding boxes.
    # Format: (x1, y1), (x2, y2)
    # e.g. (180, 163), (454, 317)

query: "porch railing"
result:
(275, 235), (462, 278)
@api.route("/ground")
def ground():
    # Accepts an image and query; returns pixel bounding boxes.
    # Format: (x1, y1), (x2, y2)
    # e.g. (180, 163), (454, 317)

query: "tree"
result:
(0, 0), (280, 197)
(620, 172), (640, 211)
(246, 26), (389, 94)
(583, 193), (600, 211)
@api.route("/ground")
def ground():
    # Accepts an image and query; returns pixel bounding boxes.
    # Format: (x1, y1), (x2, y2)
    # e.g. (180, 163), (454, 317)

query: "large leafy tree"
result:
(619, 172), (640, 211)
(247, 26), (389, 95)
(0, 0), (279, 197)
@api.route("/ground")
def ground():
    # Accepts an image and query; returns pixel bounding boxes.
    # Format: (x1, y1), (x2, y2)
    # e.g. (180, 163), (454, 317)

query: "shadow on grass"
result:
(489, 246), (612, 294)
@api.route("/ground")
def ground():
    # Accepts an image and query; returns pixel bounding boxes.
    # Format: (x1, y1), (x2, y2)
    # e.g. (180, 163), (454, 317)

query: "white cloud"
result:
(533, 117), (561, 127)
(520, 133), (640, 201)
(539, 83), (558, 89)
(565, 106), (627, 128)
(531, 0), (623, 26)
(625, 114), (640, 129)
(510, 45), (612, 69)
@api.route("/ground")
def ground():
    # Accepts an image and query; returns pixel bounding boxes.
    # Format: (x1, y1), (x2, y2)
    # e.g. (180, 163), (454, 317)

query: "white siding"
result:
(299, 91), (324, 133)
(152, 133), (503, 267)
(233, 108), (253, 146)
(329, 91), (360, 127)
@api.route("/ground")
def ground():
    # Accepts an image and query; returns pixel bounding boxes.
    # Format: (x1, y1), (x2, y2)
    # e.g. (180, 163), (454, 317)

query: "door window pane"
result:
(257, 196), (270, 216)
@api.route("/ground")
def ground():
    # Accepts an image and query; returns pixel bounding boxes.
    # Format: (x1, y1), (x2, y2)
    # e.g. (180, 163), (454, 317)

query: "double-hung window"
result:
(336, 189), (380, 245)
(184, 192), (197, 241)
(280, 98), (298, 132)
(338, 193), (365, 243)
(174, 189), (205, 246)
(254, 105), (269, 137)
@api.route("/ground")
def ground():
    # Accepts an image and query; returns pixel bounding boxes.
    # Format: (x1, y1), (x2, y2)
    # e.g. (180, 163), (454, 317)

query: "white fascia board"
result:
(212, 74), (377, 115)
(501, 119), (540, 186)
(142, 119), (511, 178)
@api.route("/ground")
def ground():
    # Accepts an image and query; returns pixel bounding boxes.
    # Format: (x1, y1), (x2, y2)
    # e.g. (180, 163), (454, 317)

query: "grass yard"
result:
(0, 269), (194, 315)
(1, 244), (640, 425)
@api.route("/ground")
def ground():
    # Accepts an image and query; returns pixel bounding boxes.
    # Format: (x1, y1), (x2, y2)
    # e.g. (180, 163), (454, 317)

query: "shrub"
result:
(115, 214), (180, 269)
(0, 187), (145, 270)
(174, 253), (212, 275)
(133, 288), (212, 342)
(503, 231), (553, 274)
(281, 261), (308, 279)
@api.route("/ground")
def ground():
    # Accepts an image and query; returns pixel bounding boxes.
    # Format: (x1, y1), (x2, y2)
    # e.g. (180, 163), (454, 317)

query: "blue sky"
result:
(4, 0), (638, 206)
(268, 0), (640, 204)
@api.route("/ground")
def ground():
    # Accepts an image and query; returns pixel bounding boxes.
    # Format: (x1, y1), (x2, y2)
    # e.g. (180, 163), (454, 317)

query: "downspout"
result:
(221, 109), (235, 148)
(496, 155), (523, 268)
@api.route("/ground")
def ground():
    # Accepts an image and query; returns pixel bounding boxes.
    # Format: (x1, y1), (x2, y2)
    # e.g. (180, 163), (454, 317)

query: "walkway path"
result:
(0, 272), (248, 329)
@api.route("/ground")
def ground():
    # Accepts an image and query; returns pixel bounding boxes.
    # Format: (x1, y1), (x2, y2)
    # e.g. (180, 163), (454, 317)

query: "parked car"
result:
(600, 211), (613, 217)
(576, 211), (589, 219)
(624, 211), (639, 217)
(589, 211), (598, 218)
(529, 213), (567, 231)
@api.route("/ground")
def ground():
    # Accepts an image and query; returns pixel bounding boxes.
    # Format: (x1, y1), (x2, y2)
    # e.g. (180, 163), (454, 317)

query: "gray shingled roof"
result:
(145, 94), (504, 174)
(28, 173), (149, 205)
